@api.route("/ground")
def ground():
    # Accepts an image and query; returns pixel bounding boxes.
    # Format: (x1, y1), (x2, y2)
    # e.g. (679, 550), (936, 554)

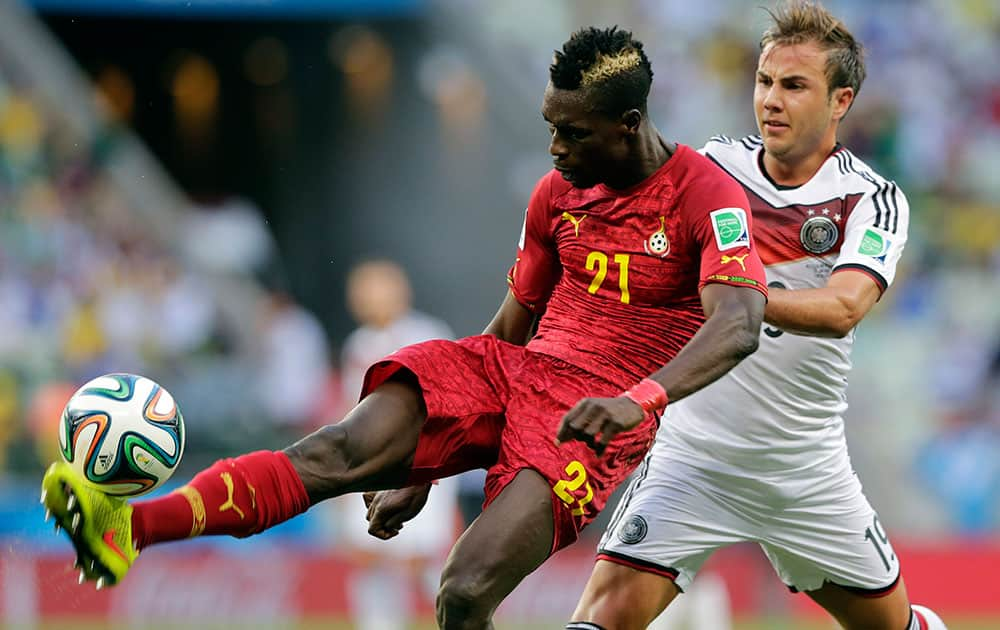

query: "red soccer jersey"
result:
(508, 143), (767, 387)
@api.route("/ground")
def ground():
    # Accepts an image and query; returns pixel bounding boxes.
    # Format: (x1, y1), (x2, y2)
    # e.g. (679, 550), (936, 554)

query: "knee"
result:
(436, 564), (495, 628)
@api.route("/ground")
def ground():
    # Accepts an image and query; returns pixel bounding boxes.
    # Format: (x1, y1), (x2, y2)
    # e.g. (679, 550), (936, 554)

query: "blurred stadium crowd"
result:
(0, 47), (337, 472)
(0, 0), (998, 545)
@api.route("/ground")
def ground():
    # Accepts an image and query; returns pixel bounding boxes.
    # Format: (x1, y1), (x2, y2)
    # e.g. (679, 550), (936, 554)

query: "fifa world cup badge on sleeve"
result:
(710, 208), (750, 251)
(858, 228), (892, 265)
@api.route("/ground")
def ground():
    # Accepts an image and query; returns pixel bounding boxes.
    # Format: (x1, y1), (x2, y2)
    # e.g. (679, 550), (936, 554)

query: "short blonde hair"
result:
(761, 1), (866, 96)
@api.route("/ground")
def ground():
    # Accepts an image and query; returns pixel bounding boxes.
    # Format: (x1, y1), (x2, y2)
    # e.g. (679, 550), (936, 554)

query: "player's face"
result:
(754, 41), (853, 163)
(541, 83), (630, 188)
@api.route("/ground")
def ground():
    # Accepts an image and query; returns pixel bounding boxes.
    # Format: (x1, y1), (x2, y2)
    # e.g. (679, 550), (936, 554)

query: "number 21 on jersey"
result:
(586, 251), (630, 304)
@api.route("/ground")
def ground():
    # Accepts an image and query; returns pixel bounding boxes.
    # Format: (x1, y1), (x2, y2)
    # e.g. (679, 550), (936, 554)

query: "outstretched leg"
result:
(286, 377), (428, 500)
(435, 469), (555, 629)
(42, 376), (428, 586)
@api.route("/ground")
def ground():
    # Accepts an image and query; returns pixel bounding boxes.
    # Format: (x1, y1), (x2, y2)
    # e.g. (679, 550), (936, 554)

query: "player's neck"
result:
(761, 140), (837, 188)
(606, 129), (674, 190)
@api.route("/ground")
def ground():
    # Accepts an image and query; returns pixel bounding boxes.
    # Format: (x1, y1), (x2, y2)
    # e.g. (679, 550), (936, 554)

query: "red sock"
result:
(131, 450), (311, 550)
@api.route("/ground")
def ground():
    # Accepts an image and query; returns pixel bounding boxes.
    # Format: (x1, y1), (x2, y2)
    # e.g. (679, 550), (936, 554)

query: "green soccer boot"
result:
(40, 461), (138, 588)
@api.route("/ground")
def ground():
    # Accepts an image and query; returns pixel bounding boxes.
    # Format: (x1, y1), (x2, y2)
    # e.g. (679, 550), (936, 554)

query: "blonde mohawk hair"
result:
(580, 50), (643, 88)
(550, 27), (653, 114)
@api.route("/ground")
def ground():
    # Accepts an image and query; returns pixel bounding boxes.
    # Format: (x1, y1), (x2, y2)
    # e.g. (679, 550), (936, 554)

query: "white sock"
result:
(910, 604), (948, 630)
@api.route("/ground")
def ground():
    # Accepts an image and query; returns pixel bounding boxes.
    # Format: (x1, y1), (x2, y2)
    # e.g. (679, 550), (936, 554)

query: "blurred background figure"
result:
(342, 259), (490, 523)
(340, 259), (453, 407)
(255, 287), (333, 431)
(648, 573), (732, 630)
(334, 258), (466, 630)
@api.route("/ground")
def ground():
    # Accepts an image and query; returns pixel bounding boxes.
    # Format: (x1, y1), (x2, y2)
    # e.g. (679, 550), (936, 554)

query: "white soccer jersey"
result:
(663, 135), (909, 472)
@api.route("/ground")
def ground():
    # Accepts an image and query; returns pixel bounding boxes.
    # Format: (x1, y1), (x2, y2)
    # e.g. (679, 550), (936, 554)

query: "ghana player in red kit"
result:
(42, 27), (767, 628)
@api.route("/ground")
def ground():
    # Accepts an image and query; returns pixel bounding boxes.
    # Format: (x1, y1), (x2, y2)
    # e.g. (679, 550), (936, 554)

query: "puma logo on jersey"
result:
(561, 212), (588, 237)
(721, 253), (749, 271)
(218, 472), (245, 520)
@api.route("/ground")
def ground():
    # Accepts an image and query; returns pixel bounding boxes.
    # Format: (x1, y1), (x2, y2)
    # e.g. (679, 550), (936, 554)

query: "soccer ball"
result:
(58, 373), (185, 497)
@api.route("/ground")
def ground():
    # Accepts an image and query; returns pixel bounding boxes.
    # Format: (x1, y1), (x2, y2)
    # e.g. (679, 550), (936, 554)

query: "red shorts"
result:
(362, 334), (657, 552)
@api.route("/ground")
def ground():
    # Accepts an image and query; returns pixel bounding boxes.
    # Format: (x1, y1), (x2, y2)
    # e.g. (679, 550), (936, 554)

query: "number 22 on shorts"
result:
(552, 460), (595, 516)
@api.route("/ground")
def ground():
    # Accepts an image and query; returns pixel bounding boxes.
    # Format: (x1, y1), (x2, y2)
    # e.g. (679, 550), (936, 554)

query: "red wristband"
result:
(620, 378), (669, 414)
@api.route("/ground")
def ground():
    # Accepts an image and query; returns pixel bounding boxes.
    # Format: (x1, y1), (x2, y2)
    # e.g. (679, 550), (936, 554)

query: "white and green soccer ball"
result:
(58, 373), (185, 497)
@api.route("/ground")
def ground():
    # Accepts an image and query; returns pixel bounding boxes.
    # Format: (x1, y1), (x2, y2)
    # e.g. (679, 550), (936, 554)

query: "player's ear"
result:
(831, 86), (854, 122)
(621, 109), (642, 134)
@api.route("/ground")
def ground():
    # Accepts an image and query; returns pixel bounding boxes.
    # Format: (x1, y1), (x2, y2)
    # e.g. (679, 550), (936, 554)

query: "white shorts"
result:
(597, 443), (901, 594)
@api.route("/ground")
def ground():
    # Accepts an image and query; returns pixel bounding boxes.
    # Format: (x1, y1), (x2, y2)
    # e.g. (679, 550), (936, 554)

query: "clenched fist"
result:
(555, 396), (645, 456)
(363, 484), (433, 540)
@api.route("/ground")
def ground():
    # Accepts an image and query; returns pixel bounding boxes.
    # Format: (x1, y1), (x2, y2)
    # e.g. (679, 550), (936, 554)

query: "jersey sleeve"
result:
(696, 135), (736, 157)
(507, 173), (560, 313)
(685, 176), (768, 297)
(831, 182), (909, 294)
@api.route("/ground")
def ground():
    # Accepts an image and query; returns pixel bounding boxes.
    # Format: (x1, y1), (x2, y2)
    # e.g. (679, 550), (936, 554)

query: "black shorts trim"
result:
(596, 550), (683, 592)
(787, 571), (901, 598)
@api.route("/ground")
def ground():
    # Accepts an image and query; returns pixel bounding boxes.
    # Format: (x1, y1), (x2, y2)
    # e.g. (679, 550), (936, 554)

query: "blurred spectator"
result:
(915, 406), (1000, 535)
(648, 572), (732, 630)
(333, 258), (462, 630)
(25, 380), (78, 467)
(341, 258), (487, 524)
(254, 289), (333, 428)
(914, 330), (1000, 535)
(0, 66), (295, 470)
(339, 259), (454, 404)
(180, 196), (275, 275)
(0, 369), (18, 471)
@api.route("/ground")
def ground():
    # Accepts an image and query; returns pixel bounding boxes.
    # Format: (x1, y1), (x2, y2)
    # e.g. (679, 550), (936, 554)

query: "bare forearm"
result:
(765, 286), (864, 338)
(483, 290), (537, 346)
(483, 315), (535, 345)
(648, 299), (762, 404)
(555, 285), (764, 453)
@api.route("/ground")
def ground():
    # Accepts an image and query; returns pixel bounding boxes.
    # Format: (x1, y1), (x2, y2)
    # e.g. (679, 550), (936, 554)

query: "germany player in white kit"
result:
(568, 3), (946, 630)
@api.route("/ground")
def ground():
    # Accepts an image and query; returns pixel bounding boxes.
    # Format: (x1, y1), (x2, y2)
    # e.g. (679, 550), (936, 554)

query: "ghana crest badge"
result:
(644, 216), (670, 258)
(800, 213), (839, 254)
